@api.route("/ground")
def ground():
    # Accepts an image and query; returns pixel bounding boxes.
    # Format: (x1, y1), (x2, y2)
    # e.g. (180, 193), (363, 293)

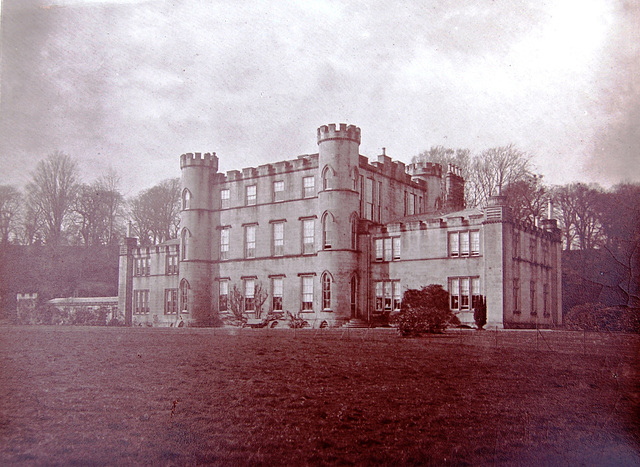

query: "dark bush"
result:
(565, 303), (640, 332)
(392, 285), (459, 336)
(474, 296), (487, 330)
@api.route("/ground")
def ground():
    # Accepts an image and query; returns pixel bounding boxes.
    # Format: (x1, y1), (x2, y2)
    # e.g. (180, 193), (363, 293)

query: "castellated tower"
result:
(317, 124), (362, 320)
(179, 152), (219, 326)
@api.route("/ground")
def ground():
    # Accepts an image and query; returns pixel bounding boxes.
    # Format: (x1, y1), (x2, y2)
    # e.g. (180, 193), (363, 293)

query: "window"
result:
(364, 178), (373, 220)
(166, 253), (178, 275)
(449, 231), (477, 257)
(165, 289), (178, 315)
(530, 281), (537, 315)
(375, 281), (401, 312)
(246, 185), (257, 206)
(273, 181), (284, 202)
(272, 222), (284, 256)
(182, 189), (191, 210)
(135, 257), (150, 276)
(543, 284), (549, 317)
(471, 231), (480, 256)
(303, 176), (315, 198)
(301, 276), (313, 311)
(219, 280), (228, 312)
(449, 232), (460, 257)
(352, 167), (358, 191)
(513, 278), (520, 313)
(449, 277), (480, 311)
(302, 219), (314, 254)
(322, 166), (334, 190)
(350, 276), (358, 316)
(375, 237), (400, 261)
(322, 273), (331, 310)
(245, 225), (256, 258)
(244, 279), (255, 312)
(180, 279), (190, 313)
(272, 277), (283, 312)
(513, 232), (520, 258)
(529, 238), (537, 262)
(220, 227), (230, 260)
(351, 215), (358, 250)
(322, 213), (334, 250)
(134, 290), (149, 314)
(220, 188), (230, 209)
(181, 229), (190, 261)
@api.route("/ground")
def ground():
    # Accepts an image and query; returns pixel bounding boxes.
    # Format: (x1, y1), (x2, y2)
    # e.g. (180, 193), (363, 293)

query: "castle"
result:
(118, 124), (562, 328)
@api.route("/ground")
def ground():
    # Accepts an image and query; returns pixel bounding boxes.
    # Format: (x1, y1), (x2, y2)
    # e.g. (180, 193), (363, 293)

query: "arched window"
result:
(181, 228), (191, 261)
(322, 165), (334, 191)
(182, 188), (191, 210)
(322, 272), (332, 310)
(350, 213), (358, 250)
(322, 212), (335, 250)
(180, 279), (190, 313)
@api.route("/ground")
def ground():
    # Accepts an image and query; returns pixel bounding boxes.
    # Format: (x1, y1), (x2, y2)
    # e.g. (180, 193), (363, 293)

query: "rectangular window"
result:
(272, 277), (283, 312)
(471, 231), (480, 256)
(135, 257), (150, 276)
(365, 178), (373, 220)
(244, 279), (255, 312)
(302, 219), (314, 254)
(460, 231), (470, 257)
(273, 181), (284, 202)
(530, 281), (537, 315)
(449, 276), (480, 311)
(245, 225), (256, 258)
(164, 289), (178, 315)
(219, 280), (228, 312)
(166, 253), (178, 275)
(246, 185), (257, 206)
(383, 238), (392, 262)
(393, 237), (401, 260)
(530, 238), (537, 262)
(272, 222), (284, 256)
(220, 228), (230, 260)
(134, 290), (149, 314)
(460, 278), (470, 309)
(543, 283), (549, 317)
(513, 232), (520, 258)
(220, 188), (230, 209)
(303, 176), (315, 198)
(449, 232), (460, 257)
(375, 281), (401, 311)
(375, 239), (384, 261)
(301, 276), (313, 311)
(513, 278), (520, 313)
(472, 278), (482, 309)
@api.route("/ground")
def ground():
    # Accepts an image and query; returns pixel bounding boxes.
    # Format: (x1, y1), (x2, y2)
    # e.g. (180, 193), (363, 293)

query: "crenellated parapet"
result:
(317, 123), (361, 145)
(408, 161), (443, 178)
(180, 152), (219, 171)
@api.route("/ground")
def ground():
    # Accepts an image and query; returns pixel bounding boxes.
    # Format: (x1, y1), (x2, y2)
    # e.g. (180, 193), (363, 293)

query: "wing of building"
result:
(118, 124), (562, 329)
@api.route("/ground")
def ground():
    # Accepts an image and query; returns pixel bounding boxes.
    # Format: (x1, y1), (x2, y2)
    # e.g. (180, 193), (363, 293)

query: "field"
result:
(0, 326), (638, 465)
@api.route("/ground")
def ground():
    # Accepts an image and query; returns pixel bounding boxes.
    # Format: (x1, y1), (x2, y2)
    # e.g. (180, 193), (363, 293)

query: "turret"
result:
(317, 123), (361, 192)
(179, 152), (219, 326)
(409, 162), (443, 212)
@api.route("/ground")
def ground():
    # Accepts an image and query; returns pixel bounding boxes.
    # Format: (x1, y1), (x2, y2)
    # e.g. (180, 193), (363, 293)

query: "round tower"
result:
(179, 152), (218, 326)
(409, 162), (443, 212)
(316, 124), (362, 323)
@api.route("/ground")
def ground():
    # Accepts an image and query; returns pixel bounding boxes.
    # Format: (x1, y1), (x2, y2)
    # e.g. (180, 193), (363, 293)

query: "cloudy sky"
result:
(1, 0), (638, 196)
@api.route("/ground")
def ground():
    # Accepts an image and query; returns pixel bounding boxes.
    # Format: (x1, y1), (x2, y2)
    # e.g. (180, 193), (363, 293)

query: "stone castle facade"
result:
(118, 123), (562, 328)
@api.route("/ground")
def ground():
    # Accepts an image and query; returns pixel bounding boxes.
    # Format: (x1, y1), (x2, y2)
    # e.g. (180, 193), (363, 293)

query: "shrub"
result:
(474, 296), (487, 330)
(392, 285), (459, 336)
(287, 311), (309, 329)
(565, 303), (640, 332)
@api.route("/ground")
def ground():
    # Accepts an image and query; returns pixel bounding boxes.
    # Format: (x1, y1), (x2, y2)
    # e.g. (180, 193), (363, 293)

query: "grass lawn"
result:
(0, 326), (638, 465)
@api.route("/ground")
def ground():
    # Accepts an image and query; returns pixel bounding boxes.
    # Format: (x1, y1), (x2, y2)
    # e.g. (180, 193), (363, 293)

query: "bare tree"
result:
(502, 174), (549, 228)
(253, 282), (269, 320)
(552, 183), (605, 251)
(0, 185), (21, 244)
(26, 152), (79, 245)
(128, 178), (180, 246)
(95, 168), (125, 245)
(467, 145), (532, 208)
(551, 184), (579, 250)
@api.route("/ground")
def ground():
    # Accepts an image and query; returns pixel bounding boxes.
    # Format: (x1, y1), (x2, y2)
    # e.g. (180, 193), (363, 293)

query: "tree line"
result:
(414, 145), (639, 309)
(0, 152), (181, 248)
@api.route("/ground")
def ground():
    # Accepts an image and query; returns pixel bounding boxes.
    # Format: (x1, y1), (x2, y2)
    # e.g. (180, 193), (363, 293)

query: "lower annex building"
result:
(118, 123), (562, 329)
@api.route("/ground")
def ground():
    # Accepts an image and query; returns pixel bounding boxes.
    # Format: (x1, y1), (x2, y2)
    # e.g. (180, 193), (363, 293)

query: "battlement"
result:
(317, 123), (361, 145)
(180, 152), (219, 171)
(446, 164), (463, 178)
(408, 161), (443, 178)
